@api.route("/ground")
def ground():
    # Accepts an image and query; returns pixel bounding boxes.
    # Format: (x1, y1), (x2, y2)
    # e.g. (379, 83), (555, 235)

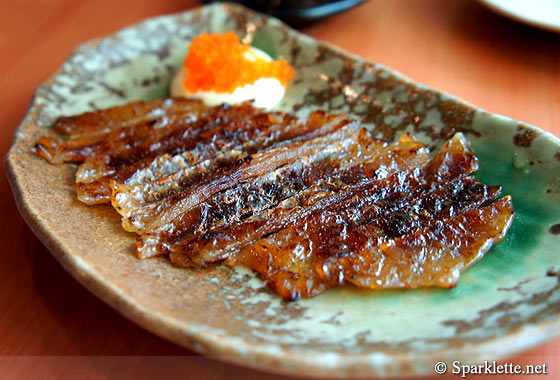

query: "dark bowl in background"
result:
(200, 0), (367, 25)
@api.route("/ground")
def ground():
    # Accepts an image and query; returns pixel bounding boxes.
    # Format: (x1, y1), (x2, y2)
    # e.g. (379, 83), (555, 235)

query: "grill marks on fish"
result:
(132, 125), (376, 258)
(36, 98), (352, 204)
(170, 133), (513, 300)
(112, 115), (357, 218)
(241, 177), (500, 296)
(170, 133), (430, 266)
(239, 196), (512, 300)
(52, 98), (207, 137)
(117, 122), (362, 234)
(135, 129), (395, 259)
(35, 99), (514, 300)
(36, 98), (209, 163)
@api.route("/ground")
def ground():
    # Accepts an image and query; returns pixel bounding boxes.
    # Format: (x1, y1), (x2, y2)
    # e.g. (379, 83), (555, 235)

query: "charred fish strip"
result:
(35, 99), (514, 300)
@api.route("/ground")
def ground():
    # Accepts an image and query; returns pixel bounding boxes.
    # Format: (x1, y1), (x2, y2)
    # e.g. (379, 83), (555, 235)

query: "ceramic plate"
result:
(6, 3), (560, 378)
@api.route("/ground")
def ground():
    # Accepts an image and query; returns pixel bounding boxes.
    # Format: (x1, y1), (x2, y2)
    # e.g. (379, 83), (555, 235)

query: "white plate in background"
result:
(479, 0), (560, 32)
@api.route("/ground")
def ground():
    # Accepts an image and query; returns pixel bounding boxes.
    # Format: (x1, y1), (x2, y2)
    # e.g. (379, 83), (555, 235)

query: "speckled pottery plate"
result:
(6, 3), (560, 378)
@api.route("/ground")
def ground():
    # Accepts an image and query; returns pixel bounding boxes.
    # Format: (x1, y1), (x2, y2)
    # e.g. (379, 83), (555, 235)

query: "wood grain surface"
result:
(1, 0), (558, 379)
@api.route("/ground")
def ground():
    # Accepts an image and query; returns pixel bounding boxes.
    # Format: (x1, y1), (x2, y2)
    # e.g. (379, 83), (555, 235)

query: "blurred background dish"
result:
(478, 0), (560, 33)
(200, 0), (367, 25)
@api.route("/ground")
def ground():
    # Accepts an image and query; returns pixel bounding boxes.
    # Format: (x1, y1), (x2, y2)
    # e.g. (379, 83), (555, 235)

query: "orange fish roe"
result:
(182, 32), (294, 94)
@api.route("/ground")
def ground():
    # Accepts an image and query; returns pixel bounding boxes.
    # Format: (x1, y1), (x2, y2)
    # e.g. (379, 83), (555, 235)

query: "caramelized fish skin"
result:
(36, 98), (209, 163)
(239, 177), (499, 298)
(111, 114), (356, 215)
(77, 107), (325, 202)
(169, 133), (474, 267)
(35, 99), (514, 301)
(37, 98), (353, 204)
(343, 197), (513, 288)
(118, 122), (362, 235)
(155, 131), (426, 260)
(132, 124), (369, 258)
(52, 97), (207, 137)
(171, 133), (513, 301)
(238, 196), (513, 300)
(170, 133), (430, 266)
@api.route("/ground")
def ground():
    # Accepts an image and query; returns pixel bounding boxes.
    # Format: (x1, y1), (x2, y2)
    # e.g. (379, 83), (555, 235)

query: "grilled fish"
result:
(35, 98), (514, 300)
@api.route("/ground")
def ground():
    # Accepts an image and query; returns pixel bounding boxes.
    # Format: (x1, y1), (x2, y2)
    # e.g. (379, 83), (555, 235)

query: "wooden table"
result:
(1, 0), (558, 378)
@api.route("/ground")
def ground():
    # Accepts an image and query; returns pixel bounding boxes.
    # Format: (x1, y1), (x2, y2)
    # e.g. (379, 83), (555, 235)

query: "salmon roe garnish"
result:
(182, 32), (294, 94)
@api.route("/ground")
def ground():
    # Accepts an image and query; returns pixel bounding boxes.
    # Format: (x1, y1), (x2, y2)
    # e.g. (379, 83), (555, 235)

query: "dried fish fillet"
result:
(115, 121), (362, 234)
(170, 133), (513, 300)
(35, 98), (514, 300)
(35, 98), (209, 163)
(234, 196), (512, 300)
(170, 132), (431, 266)
(111, 114), (356, 218)
(135, 129), (413, 259)
(37, 99), (352, 204)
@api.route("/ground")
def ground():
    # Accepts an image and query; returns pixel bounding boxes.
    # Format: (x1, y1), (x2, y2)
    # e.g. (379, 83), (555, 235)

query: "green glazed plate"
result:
(6, 3), (560, 378)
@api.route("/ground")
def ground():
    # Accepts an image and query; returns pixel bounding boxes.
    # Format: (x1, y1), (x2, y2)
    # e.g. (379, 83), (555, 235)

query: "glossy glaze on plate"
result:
(5, 3), (560, 378)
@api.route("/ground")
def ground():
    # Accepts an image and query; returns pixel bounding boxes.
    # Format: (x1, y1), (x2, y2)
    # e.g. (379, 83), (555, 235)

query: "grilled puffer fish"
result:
(171, 134), (513, 300)
(35, 98), (514, 300)
(170, 132), (431, 266)
(133, 131), (428, 258)
(37, 98), (352, 204)
(170, 133), (514, 300)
